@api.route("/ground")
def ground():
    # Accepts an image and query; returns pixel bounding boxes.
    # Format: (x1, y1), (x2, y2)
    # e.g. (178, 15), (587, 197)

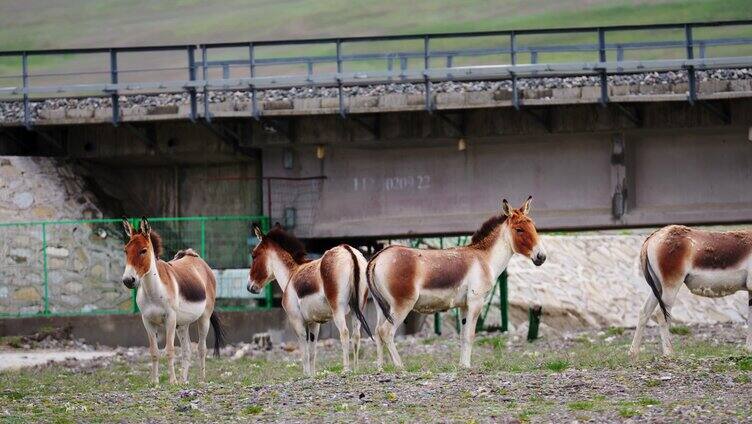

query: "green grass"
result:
(0, 332), (749, 422)
(670, 325), (692, 336)
(544, 359), (570, 372)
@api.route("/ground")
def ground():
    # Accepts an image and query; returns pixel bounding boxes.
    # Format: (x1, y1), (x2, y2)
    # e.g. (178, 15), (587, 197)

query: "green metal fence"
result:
(0, 215), (271, 318)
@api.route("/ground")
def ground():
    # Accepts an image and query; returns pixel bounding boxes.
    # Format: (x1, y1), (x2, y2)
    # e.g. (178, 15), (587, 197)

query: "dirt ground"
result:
(2, 323), (752, 423)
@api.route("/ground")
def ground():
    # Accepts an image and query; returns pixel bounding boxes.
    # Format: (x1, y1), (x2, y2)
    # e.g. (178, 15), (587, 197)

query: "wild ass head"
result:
(121, 218), (162, 289)
(247, 223), (308, 294)
(501, 196), (547, 266)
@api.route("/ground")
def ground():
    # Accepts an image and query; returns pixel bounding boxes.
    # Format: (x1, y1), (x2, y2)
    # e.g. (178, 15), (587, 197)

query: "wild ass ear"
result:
(253, 224), (265, 240)
(501, 198), (512, 216)
(273, 222), (283, 230)
(521, 196), (533, 215)
(122, 218), (133, 238)
(139, 217), (151, 235)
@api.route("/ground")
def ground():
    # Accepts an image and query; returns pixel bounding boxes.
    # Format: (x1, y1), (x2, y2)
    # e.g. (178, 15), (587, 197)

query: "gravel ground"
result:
(2, 322), (752, 422)
(1, 68), (751, 123)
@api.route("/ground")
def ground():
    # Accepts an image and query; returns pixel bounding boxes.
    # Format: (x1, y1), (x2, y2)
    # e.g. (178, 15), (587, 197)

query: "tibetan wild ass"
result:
(629, 225), (752, 359)
(122, 218), (225, 384)
(247, 224), (372, 375)
(367, 197), (546, 368)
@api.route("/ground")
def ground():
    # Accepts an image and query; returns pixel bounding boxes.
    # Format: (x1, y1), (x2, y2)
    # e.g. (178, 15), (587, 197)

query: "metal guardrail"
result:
(0, 215), (271, 318)
(1, 20), (752, 128)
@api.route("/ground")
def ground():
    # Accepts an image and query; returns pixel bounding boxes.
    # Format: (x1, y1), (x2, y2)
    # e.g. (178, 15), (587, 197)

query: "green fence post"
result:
(42, 223), (49, 315)
(500, 270), (508, 332)
(264, 284), (273, 309)
(131, 289), (138, 313)
(200, 218), (206, 257)
(433, 312), (441, 335)
(527, 305), (542, 342)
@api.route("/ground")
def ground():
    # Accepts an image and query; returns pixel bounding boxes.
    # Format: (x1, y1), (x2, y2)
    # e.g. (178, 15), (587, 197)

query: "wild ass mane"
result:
(469, 214), (507, 246)
(266, 227), (309, 264)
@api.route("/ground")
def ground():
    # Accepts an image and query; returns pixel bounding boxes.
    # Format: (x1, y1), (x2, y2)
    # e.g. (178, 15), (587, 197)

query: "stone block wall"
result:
(0, 157), (129, 315)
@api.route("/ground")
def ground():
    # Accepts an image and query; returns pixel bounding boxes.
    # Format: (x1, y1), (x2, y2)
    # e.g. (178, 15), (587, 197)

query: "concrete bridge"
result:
(2, 20), (752, 242)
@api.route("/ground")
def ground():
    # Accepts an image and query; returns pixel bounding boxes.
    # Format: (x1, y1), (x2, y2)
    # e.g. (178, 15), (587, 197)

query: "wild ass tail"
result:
(641, 241), (670, 321)
(344, 245), (373, 340)
(209, 311), (227, 357)
(366, 246), (394, 324)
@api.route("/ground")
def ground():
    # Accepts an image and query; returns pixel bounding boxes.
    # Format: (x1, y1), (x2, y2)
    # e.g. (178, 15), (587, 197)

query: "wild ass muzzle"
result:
(121, 218), (225, 384)
(367, 196), (547, 369)
(247, 223), (372, 376)
(629, 225), (752, 359)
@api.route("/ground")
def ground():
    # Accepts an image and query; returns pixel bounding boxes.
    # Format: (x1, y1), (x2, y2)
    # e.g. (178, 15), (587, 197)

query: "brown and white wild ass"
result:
(367, 197), (547, 369)
(247, 224), (372, 375)
(121, 218), (225, 384)
(629, 225), (752, 359)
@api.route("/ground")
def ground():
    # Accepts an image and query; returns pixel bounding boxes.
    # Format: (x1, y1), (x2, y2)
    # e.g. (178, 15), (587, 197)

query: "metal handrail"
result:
(1, 19), (752, 127)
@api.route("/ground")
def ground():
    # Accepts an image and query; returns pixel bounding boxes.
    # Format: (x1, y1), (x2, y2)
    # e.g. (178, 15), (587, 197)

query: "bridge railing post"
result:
(685, 24), (697, 104)
(423, 35), (432, 112)
(249, 42), (259, 120)
(598, 28), (609, 106)
(109, 49), (119, 126)
(187, 46), (197, 122)
(336, 39), (345, 118)
(22, 52), (30, 130)
(201, 45), (210, 122)
(510, 32), (519, 110)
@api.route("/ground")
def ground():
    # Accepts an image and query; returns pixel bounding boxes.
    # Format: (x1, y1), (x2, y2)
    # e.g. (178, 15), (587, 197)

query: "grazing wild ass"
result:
(247, 224), (372, 375)
(629, 225), (752, 359)
(121, 218), (225, 384)
(368, 197), (547, 368)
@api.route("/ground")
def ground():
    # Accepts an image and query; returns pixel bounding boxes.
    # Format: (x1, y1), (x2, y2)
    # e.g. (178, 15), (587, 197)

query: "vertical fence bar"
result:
(200, 218), (206, 257)
(187, 46), (197, 122)
(249, 42), (259, 120)
(336, 39), (345, 118)
(109, 49), (119, 126)
(685, 24), (696, 104)
(22, 52), (30, 129)
(434, 312), (442, 335)
(131, 287), (138, 313)
(499, 270), (508, 332)
(423, 35), (432, 112)
(41, 223), (49, 315)
(598, 28), (609, 106)
(202, 45), (210, 122)
(510, 32), (519, 110)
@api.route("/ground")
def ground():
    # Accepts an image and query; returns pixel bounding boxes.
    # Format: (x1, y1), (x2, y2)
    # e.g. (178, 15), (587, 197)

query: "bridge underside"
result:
(2, 98), (751, 239)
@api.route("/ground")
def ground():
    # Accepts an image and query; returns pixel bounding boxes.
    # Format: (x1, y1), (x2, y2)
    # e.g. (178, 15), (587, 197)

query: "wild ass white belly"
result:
(299, 292), (333, 324)
(414, 285), (468, 314)
(684, 269), (749, 298)
(176, 300), (206, 325)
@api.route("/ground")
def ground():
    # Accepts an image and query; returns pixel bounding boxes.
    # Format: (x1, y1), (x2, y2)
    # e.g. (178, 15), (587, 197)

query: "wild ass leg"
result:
(654, 283), (680, 357)
(142, 317), (160, 384)
(176, 324), (192, 383)
(309, 323), (321, 375)
(746, 291), (752, 351)
(288, 315), (310, 376)
(629, 295), (659, 360)
(377, 308), (409, 369)
(196, 314), (211, 381)
(332, 310), (351, 372)
(165, 313), (178, 384)
(374, 307), (386, 369)
(351, 314), (361, 369)
(460, 300), (483, 368)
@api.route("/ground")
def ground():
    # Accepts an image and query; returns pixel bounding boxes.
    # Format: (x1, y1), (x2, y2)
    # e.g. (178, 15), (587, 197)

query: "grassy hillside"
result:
(0, 0), (750, 84)
(1, 0), (749, 50)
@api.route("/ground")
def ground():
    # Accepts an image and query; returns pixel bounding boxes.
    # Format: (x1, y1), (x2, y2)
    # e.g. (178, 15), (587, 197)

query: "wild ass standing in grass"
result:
(629, 225), (752, 359)
(368, 197), (547, 369)
(247, 224), (372, 375)
(121, 218), (225, 384)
